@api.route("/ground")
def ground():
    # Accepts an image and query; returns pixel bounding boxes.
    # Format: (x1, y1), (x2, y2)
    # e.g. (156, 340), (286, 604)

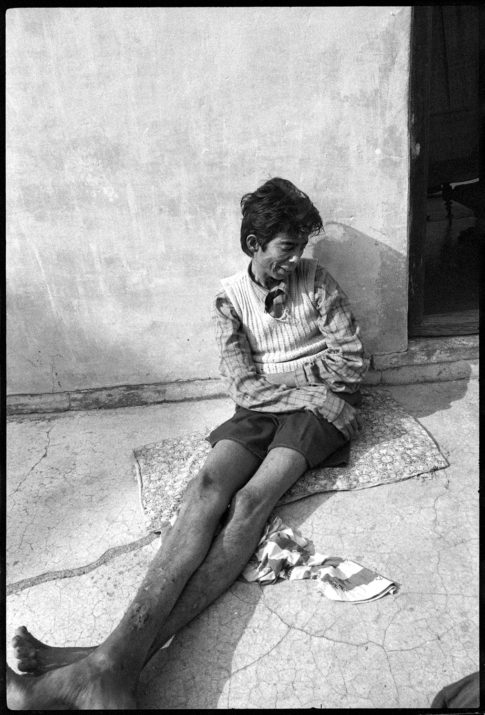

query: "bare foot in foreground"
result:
(12, 626), (94, 675)
(7, 651), (136, 710)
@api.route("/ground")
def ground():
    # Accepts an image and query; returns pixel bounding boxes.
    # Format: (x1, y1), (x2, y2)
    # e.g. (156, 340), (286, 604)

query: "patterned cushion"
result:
(134, 389), (448, 532)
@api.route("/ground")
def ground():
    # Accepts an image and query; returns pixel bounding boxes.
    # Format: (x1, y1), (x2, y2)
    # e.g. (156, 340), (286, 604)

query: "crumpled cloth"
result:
(241, 516), (398, 603)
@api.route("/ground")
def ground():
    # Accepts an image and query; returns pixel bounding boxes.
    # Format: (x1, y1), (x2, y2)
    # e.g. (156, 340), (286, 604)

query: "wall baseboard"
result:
(7, 336), (479, 416)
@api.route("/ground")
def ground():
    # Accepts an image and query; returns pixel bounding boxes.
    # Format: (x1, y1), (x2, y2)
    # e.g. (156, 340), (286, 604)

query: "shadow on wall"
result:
(310, 223), (409, 356)
(312, 225), (473, 415)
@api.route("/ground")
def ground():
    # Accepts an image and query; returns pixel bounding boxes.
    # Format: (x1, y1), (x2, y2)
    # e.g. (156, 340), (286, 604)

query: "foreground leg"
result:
(141, 445), (308, 663)
(13, 447), (307, 683)
(8, 440), (261, 709)
(6, 660), (136, 710)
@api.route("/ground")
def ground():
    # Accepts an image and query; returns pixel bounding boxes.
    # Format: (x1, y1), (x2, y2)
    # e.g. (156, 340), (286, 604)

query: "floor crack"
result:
(230, 627), (290, 677)
(9, 425), (54, 498)
(260, 592), (379, 648)
(7, 532), (158, 596)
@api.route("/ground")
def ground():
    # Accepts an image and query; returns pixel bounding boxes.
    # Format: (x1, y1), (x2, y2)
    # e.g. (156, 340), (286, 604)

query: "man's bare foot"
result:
(7, 651), (137, 710)
(12, 626), (94, 675)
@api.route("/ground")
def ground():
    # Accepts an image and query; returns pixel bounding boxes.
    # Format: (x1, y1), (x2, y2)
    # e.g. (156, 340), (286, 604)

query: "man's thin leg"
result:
(7, 439), (262, 710)
(141, 445), (308, 665)
(13, 447), (308, 680)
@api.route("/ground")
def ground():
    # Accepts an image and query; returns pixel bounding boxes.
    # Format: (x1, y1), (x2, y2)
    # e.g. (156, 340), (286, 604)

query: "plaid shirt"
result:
(212, 262), (369, 424)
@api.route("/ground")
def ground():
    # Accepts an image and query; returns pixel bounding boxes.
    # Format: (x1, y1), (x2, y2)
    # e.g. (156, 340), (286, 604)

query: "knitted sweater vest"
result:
(220, 258), (328, 374)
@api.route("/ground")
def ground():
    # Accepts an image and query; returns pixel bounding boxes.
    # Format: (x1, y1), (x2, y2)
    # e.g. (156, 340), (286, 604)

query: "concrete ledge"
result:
(7, 337), (479, 415)
(372, 335), (479, 370)
(7, 392), (71, 415)
(379, 359), (478, 385)
(68, 379), (227, 412)
(7, 379), (227, 416)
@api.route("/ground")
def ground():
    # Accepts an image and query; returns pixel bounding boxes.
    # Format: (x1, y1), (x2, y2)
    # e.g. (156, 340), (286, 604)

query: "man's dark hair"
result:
(240, 177), (323, 256)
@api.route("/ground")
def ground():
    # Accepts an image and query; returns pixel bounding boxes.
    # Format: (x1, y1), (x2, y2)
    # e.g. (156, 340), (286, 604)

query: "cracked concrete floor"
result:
(6, 380), (479, 708)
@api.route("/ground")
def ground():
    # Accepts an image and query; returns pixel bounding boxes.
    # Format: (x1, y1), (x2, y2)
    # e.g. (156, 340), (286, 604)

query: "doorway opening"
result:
(408, 6), (482, 337)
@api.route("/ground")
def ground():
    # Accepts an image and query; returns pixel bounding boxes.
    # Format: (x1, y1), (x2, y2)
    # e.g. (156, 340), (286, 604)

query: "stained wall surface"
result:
(7, 7), (411, 395)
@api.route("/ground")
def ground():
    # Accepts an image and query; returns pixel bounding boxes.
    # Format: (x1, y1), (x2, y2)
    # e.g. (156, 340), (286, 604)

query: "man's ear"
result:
(246, 234), (259, 255)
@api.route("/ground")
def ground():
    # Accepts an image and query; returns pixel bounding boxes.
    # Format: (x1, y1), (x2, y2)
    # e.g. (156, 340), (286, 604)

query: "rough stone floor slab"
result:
(7, 401), (231, 582)
(6, 380), (479, 709)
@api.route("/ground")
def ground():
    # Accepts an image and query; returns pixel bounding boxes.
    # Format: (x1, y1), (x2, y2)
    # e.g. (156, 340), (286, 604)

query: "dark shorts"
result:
(207, 406), (350, 469)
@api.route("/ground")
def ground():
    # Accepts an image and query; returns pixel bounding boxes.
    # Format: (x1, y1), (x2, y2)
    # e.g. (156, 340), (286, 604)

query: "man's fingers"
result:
(347, 417), (360, 439)
(335, 405), (362, 440)
(344, 425), (355, 441)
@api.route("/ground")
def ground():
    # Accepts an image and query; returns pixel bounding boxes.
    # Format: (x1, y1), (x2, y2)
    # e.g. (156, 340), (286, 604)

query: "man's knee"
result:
(186, 468), (229, 510)
(230, 483), (275, 522)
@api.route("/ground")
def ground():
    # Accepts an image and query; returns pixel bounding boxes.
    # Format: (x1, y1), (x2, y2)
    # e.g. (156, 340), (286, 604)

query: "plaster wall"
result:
(7, 7), (411, 395)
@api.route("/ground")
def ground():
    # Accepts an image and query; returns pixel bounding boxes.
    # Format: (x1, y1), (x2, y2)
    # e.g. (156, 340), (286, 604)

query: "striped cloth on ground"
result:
(242, 516), (398, 602)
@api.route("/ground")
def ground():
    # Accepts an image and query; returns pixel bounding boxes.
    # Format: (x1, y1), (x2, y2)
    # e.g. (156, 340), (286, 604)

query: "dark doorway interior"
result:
(408, 6), (482, 337)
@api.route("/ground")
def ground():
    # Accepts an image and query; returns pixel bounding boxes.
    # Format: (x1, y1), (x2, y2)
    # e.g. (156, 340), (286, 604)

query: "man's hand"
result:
(332, 401), (362, 441)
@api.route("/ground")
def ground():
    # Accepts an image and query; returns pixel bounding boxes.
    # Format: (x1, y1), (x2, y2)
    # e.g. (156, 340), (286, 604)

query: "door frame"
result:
(407, 5), (433, 336)
(407, 6), (479, 337)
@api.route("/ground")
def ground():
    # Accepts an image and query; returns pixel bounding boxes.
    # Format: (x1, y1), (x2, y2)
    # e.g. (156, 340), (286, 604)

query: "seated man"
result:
(8, 177), (369, 709)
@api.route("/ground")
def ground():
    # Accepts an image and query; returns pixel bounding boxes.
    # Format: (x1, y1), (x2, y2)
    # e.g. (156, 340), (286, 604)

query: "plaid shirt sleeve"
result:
(212, 289), (351, 423)
(293, 265), (369, 392)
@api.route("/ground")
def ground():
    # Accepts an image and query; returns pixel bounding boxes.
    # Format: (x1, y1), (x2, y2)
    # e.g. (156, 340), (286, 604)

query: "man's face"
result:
(250, 231), (308, 287)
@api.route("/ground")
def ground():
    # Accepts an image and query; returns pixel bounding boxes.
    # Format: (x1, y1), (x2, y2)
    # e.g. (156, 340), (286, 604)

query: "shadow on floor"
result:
(388, 371), (472, 418)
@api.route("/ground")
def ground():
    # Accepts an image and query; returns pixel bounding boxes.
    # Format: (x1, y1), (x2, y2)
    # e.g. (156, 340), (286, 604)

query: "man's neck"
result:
(248, 262), (284, 290)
